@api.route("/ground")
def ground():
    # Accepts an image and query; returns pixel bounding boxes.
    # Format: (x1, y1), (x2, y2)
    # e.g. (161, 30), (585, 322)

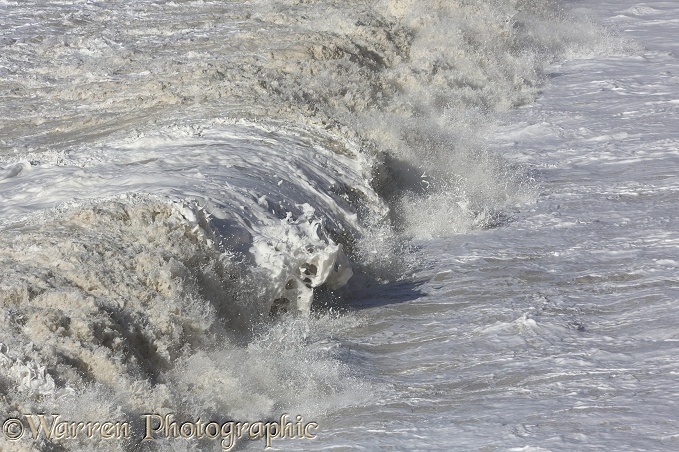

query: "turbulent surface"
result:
(0, 0), (665, 451)
(304, 1), (679, 450)
(1, 0), (616, 231)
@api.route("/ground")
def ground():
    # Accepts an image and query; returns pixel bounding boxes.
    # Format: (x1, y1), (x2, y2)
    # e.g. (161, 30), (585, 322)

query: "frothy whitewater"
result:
(2, 0), (677, 450)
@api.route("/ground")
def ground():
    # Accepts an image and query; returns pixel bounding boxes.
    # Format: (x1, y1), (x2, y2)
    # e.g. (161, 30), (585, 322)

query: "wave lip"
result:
(1, 119), (381, 315)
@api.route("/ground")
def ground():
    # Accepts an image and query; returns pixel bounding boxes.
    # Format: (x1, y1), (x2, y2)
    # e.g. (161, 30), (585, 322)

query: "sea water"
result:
(1, 0), (677, 450)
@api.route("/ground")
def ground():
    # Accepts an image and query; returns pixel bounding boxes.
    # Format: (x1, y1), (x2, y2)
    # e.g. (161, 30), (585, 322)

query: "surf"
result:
(0, 1), (628, 450)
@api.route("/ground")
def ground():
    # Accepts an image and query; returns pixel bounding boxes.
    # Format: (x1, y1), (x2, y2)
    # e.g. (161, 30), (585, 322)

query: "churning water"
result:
(2, 0), (678, 450)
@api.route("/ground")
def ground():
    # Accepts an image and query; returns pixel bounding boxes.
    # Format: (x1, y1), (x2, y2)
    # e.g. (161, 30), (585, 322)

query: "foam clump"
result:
(251, 203), (354, 315)
(0, 343), (65, 397)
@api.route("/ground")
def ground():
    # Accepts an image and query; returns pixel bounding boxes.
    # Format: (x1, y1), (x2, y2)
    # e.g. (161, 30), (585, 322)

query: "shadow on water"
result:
(311, 275), (427, 313)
